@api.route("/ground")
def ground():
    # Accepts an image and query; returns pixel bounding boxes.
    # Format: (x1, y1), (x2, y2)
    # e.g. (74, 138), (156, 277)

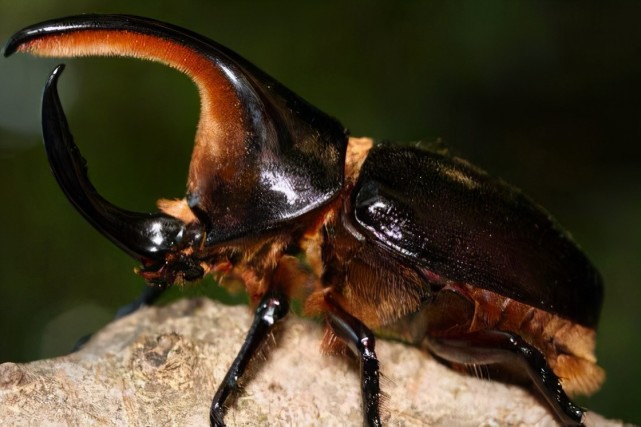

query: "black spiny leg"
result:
(426, 329), (584, 427)
(325, 294), (382, 427)
(72, 283), (168, 351)
(114, 283), (168, 319)
(210, 290), (289, 427)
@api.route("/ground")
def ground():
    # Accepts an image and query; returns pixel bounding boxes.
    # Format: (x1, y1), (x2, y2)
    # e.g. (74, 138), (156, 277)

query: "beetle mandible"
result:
(4, 14), (604, 427)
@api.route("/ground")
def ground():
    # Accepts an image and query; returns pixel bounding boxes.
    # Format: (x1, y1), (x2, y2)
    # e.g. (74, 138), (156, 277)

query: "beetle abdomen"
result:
(428, 282), (605, 395)
(350, 143), (603, 328)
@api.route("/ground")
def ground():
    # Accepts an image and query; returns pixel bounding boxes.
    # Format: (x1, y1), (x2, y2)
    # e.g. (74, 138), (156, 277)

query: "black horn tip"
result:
(49, 63), (66, 78)
(3, 32), (22, 57)
(3, 41), (16, 57)
(3, 21), (53, 57)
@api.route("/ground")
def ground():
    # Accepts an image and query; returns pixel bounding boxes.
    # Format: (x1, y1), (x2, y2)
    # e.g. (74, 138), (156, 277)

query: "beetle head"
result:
(4, 15), (348, 284)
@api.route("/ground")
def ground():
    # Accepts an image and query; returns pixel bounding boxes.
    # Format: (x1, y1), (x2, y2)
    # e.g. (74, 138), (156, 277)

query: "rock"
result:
(0, 298), (622, 426)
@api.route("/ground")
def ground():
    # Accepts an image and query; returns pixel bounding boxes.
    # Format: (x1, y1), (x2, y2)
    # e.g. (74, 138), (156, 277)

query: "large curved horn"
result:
(42, 64), (187, 263)
(4, 14), (348, 243)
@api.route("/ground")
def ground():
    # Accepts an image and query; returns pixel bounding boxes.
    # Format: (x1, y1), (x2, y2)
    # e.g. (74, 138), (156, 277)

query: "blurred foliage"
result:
(0, 1), (639, 423)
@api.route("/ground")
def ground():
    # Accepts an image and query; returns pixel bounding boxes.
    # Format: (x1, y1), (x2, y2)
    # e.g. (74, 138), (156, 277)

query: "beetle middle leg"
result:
(325, 293), (382, 427)
(425, 330), (585, 427)
(210, 289), (289, 427)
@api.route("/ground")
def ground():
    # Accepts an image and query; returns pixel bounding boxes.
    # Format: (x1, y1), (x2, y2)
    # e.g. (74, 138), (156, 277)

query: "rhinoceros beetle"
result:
(4, 14), (604, 427)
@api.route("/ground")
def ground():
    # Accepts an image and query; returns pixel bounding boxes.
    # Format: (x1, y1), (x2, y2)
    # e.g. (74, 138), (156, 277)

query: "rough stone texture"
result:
(0, 298), (624, 426)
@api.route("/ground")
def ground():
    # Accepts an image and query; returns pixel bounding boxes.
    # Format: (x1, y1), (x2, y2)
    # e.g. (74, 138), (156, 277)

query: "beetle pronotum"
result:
(4, 14), (604, 427)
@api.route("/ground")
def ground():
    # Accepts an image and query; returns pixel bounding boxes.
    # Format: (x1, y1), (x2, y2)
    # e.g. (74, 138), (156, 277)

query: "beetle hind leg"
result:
(425, 329), (585, 427)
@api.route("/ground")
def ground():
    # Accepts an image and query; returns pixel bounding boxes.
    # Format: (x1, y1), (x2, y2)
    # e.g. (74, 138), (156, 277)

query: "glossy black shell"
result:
(4, 15), (349, 246)
(350, 143), (603, 328)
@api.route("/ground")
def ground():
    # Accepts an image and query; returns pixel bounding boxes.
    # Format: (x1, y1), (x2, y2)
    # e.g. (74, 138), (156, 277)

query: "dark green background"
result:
(1, 1), (639, 424)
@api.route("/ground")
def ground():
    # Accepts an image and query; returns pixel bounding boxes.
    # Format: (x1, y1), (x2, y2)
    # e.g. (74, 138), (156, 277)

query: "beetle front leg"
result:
(325, 294), (382, 427)
(425, 329), (584, 427)
(114, 283), (168, 319)
(210, 290), (289, 427)
(72, 283), (168, 351)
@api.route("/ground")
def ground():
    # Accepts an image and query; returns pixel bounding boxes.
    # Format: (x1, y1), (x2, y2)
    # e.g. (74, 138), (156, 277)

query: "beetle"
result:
(4, 14), (604, 427)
